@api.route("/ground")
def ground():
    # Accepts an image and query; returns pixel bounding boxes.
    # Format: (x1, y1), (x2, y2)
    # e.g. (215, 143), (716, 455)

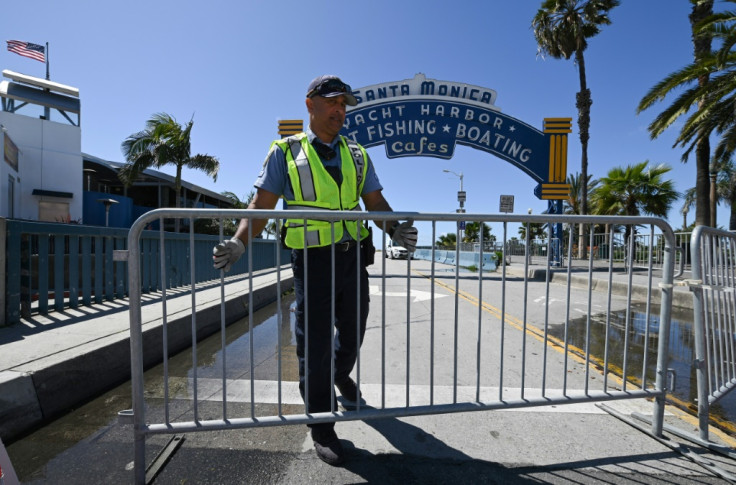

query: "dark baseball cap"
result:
(306, 75), (357, 106)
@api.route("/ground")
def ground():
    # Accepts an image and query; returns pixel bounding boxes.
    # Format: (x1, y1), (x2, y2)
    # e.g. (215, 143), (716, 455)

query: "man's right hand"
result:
(213, 237), (245, 272)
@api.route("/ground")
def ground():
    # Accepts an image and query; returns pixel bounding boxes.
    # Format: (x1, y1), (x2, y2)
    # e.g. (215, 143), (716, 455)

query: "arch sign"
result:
(339, 73), (571, 264)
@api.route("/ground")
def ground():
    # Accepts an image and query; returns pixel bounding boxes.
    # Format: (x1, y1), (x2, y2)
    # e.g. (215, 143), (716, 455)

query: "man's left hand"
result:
(392, 220), (418, 252)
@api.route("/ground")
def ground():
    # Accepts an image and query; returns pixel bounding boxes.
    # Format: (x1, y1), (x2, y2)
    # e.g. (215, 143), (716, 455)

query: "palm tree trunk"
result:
(691, 0), (713, 226)
(576, 50), (591, 258)
(175, 164), (182, 232)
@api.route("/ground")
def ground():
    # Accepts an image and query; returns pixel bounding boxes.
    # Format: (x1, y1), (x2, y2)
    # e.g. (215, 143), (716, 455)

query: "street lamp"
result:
(710, 161), (718, 227)
(443, 169), (466, 243)
(97, 198), (119, 227)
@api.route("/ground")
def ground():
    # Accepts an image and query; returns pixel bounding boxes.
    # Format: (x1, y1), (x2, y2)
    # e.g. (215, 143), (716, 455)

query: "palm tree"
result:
(463, 222), (495, 246)
(435, 233), (457, 249)
(590, 161), (679, 241)
(681, 187), (697, 230)
(532, 0), (620, 257)
(637, 1), (714, 227)
(121, 113), (219, 231)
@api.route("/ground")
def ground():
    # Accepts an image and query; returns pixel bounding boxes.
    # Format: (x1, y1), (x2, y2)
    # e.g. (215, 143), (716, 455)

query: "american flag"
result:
(7, 40), (45, 63)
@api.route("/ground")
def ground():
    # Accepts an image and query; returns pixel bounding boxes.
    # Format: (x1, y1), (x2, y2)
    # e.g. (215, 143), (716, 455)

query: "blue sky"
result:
(2, 1), (731, 244)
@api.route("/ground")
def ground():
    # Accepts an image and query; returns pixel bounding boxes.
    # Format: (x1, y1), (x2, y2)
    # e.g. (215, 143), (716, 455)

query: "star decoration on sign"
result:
(443, 124), (451, 133)
(509, 125), (516, 132)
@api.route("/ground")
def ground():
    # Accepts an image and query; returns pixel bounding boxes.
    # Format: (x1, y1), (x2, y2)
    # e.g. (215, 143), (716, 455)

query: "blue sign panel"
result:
(342, 99), (547, 183)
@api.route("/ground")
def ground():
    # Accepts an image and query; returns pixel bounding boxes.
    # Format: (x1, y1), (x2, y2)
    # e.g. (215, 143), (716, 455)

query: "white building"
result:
(0, 69), (82, 223)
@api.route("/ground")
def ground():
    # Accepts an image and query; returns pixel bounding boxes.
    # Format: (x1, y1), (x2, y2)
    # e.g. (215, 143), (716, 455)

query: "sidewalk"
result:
(0, 266), (293, 442)
(3, 258), (733, 484)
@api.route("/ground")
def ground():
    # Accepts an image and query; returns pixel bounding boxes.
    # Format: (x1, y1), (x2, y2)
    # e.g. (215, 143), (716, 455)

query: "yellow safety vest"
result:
(274, 133), (369, 249)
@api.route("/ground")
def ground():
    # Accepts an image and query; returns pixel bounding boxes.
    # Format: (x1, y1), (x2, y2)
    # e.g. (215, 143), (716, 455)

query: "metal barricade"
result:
(123, 209), (676, 484)
(690, 225), (736, 442)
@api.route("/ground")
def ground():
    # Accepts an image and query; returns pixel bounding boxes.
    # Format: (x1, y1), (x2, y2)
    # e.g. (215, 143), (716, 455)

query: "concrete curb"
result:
(523, 268), (693, 310)
(0, 270), (294, 443)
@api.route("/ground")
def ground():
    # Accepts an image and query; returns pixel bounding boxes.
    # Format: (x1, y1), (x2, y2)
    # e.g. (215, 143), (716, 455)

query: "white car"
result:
(385, 241), (410, 259)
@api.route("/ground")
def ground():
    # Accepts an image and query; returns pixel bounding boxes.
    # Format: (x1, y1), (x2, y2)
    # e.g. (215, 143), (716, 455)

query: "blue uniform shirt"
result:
(254, 127), (383, 200)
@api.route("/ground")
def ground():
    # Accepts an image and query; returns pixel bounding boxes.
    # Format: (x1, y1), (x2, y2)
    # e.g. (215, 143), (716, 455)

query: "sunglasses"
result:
(307, 79), (352, 98)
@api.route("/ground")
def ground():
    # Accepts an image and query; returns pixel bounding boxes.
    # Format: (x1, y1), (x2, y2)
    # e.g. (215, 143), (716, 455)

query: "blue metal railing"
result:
(4, 219), (290, 324)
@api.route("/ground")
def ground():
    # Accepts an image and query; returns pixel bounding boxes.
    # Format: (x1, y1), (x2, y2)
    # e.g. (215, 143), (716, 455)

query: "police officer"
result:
(213, 75), (417, 465)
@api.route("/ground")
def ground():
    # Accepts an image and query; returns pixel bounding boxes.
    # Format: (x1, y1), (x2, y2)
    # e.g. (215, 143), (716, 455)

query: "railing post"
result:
(651, 223), (676, 438)
(690, 226), (712, 442)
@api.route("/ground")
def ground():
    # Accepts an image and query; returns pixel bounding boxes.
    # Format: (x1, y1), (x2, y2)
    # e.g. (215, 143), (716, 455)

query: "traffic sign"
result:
(499, 195), (514, 213)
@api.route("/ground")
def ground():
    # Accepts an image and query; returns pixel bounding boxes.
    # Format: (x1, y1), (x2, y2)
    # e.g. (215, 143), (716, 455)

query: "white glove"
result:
(213, 237), (245, 272)
(391, 220), (418, 252)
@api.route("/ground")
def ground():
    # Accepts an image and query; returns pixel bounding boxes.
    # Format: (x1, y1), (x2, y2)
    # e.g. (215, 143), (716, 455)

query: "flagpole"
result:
(44, 42), (50, 120)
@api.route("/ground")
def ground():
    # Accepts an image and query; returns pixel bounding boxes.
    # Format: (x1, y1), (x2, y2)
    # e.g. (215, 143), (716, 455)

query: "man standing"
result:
(213, 75), (417, 465)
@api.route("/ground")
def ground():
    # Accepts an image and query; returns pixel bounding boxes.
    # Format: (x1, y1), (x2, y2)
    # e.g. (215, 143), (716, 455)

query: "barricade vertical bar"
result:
(356, 221), (362, 412)
(160, 220), (170, 424)
(584, 224), (594, 395)
(542, 227), (552, 395)
(330, 223), (336, 413)
(276, 220), (283, 416)
(453, 226), (460, 404)
(190, 218), (199, 423)
(499, 222), (508, 401)
(128, 218), (146, 485)
(248, 220), (255, 419)
(622, 232), (636, 392)
(430, 221), (436, 406)
(381, 220), (388, 409)
(381, 220), (387, 409)
(406, 240), (412, 407)
(642, 226), (655, 388)
(716, 237), (727, 386)
(651, 221), (675, 438)
(521, 219), (530, 400)
(219, 219), (227, 420)
(603, 229), (614, 391)
(704, 235), (716, 397)
(476, 222), (484, 401)
(303, 219), (309, 414)
(358, 221), (364, 411)
(562, 223), (574, 394)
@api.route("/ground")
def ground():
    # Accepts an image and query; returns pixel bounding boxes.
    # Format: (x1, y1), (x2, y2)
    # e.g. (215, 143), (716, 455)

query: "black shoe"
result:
(335, 377), (361, 403)
(311, 428), (345, 466)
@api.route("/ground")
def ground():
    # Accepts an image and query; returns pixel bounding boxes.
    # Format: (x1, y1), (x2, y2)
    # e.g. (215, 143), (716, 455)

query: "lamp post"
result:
(682, 205), (689, 231)
(97, 198), (119, 227)
(710, 161), (718, 227)
(443, 169), (465, 244)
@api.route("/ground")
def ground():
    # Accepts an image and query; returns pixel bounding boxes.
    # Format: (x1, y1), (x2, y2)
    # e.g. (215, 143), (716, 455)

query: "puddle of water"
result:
(548, 303), (736, 424)
(6, 295), (297, 482)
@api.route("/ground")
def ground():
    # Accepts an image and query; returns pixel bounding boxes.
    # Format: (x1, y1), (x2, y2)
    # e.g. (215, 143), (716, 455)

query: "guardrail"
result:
(123, 209), (677, 485)
(690, 225), (736, 443)
(2, 218), (288, 325)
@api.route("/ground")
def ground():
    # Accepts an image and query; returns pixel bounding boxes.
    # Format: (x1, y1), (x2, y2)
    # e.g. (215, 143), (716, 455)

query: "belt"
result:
(310, 240), (357, 252)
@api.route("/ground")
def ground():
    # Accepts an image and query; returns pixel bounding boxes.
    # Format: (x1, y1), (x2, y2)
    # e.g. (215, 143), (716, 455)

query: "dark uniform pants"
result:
(292, 243), (369, 432)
